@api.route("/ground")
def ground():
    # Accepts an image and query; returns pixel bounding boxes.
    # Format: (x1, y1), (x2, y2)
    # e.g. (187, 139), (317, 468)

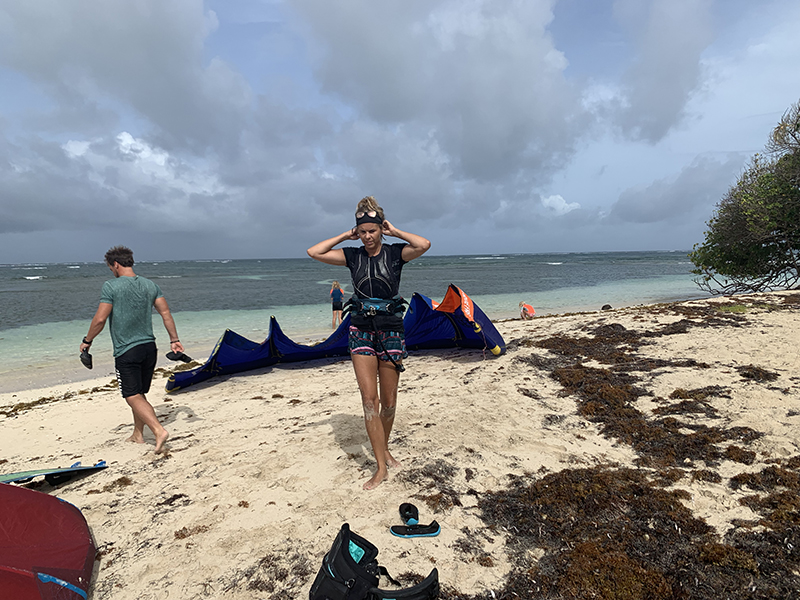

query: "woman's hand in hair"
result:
(382, 220), (400, 237)
(382, 220), (431, 262)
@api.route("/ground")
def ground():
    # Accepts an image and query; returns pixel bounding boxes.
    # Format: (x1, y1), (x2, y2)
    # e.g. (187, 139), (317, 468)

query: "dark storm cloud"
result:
(0, 1), (246, 150)
(290, 0), (585, 182)
(0, 132), (243, 236)
(608, 154), (745, 223)
(0, 0), (794, 263)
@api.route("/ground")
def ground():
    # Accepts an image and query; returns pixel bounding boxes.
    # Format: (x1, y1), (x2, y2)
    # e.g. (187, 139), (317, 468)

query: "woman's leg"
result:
(352, 353), (388, 490)
(377, 358), (401, 468)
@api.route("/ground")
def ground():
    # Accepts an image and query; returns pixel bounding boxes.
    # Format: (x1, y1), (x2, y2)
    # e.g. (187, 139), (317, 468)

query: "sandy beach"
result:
(2, 292), (800, 599)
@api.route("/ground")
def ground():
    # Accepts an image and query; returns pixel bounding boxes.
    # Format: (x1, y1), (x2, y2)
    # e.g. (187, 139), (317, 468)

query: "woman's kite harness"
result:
(343, 295), (408, 372)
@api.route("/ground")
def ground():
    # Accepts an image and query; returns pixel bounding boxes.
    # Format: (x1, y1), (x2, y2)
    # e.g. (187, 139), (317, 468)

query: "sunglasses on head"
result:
(355, 210), (379, 218)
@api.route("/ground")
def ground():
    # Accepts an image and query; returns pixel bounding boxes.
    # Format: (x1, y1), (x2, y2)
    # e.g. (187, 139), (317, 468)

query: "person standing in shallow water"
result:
(330, 281), (344, 328)
(307, 196), (431, 490)
(80, 246), (184, 454)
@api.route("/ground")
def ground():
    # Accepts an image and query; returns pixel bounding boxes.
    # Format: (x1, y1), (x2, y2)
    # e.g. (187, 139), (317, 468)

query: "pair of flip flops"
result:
(390, 503), (440, 538)
(80, 350), (191, 370)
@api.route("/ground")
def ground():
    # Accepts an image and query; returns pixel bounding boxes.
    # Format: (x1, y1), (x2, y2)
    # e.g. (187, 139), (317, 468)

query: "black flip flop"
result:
(400, 503), (419, 525)
(80, 349), (93, 370)
(390, 521), (441, 538)
(166, 351), (193, 363)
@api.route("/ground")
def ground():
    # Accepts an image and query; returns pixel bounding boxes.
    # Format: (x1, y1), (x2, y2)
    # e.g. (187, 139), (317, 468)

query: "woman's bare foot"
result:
(154, 429), (170, 454)
(363, 469), (388, 490)
(126, 433), (145, 444)
(385, 451), (402, 469)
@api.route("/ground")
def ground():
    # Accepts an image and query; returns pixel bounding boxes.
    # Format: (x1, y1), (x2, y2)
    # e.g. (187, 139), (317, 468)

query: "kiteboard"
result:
(0, 460), (107, 486)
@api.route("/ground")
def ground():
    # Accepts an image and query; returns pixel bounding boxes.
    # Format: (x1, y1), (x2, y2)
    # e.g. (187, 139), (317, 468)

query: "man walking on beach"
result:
(80, 246), (183, 453)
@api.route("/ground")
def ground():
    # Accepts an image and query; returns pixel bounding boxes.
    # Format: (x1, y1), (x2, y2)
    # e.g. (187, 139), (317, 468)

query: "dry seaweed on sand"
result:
(1, 391), (76, 417)
(736, 365), (779, 382)
(219, 548), (312, 596)
(436, 466), (800, 599)
(86, 476), (133, 495)
(522, 312), (764, 471)
(719, 457), (800, 597)
(395, 458), (464, 511)
(547, 362), (759, 469)
(452, 526), (495, 567)
(730, 463), (800, 494)
(782, 292), (800, 305)
(668, 385), (731, 401)
(725, 445), (757, 465)
(437, 301), (800, 599)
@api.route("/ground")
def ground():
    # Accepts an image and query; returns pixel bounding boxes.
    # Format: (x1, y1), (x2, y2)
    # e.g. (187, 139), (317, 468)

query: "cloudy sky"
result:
(1, 0), (798, 263)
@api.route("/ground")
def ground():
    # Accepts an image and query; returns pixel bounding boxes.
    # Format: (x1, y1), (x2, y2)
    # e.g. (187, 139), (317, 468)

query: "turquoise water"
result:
(0, 252), (708, 393)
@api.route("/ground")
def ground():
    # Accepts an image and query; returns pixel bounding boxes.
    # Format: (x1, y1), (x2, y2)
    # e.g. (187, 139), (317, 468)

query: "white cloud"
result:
(541, 194), (580, 215)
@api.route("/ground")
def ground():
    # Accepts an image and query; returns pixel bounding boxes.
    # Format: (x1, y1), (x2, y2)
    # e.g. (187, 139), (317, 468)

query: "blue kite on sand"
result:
(165, 285), (505, 392)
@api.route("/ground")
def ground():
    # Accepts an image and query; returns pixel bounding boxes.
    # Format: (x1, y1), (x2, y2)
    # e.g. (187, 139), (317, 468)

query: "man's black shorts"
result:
(115, 342), (157, 398)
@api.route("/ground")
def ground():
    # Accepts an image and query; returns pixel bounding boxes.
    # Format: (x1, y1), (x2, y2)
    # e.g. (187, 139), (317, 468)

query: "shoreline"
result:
(0, 288), (710, 395)
(3, 291), (799, 598)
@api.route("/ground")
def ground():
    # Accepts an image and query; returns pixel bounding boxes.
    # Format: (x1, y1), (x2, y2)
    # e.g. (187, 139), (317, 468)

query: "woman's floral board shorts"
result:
(348, 326), (408, 361)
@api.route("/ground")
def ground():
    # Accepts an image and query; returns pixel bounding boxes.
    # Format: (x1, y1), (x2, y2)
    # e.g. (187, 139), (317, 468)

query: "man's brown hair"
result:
(105, 246), (134, 268)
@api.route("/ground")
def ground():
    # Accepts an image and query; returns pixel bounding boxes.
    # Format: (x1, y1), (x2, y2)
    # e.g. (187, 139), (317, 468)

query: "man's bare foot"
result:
(126, 434), (145, 444)
(363, 469), (388, 490)
(154, 429), (170, 454)
(386, 452), (402, 469)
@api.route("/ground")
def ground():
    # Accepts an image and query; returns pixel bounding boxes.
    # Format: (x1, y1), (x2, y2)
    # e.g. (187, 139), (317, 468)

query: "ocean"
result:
(0, 251), (709, 393)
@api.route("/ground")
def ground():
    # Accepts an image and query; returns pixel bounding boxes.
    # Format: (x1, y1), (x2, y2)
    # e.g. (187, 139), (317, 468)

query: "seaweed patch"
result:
(219, 547), (312, 596)
(736, 365), (779, 382)
(436, 302), (800, 598)
(395, 459), (463, 511)
(438, 465), (800, 599)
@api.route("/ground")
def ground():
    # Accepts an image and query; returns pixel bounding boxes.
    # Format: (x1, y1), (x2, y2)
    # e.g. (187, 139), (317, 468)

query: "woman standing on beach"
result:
(330, 281), (344, 328)
(307, 196), (431, 490)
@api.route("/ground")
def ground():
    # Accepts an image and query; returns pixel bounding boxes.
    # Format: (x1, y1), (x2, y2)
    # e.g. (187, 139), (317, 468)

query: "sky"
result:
(1, 0), (799, 263)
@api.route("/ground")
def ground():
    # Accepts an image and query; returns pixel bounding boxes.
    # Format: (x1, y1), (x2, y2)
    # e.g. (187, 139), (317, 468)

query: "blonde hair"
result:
(356, 196), (385, 221)
(332, 281), (341, 290)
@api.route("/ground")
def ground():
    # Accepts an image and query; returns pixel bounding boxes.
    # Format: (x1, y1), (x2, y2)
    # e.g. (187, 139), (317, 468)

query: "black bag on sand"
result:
(309, 523), (439, 600)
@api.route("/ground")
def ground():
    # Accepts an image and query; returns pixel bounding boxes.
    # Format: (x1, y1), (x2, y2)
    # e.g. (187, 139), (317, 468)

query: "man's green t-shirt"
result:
(100, 276), (164, 357)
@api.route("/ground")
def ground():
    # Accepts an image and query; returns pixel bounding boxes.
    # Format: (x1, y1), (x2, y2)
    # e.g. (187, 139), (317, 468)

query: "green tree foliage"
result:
(690, 100), (800, 294)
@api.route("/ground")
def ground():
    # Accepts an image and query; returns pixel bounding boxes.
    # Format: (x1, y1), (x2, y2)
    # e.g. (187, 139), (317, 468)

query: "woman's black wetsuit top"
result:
(342, 243), (407, 331)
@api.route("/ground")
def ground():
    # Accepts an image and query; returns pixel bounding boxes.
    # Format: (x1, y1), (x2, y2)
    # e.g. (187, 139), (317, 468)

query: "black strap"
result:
(343, 296), (407, 318)
(378, 566), (400, 587)
(368, 316), (405, 373)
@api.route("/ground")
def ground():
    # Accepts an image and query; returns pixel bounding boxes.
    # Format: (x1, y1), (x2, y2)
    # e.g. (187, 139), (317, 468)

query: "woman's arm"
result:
(307, 230), (356, 266)
(382, 220), (431, 262)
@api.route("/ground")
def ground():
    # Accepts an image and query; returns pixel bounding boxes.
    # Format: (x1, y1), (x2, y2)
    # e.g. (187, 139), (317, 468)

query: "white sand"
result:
(2, 292), (799, 599)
